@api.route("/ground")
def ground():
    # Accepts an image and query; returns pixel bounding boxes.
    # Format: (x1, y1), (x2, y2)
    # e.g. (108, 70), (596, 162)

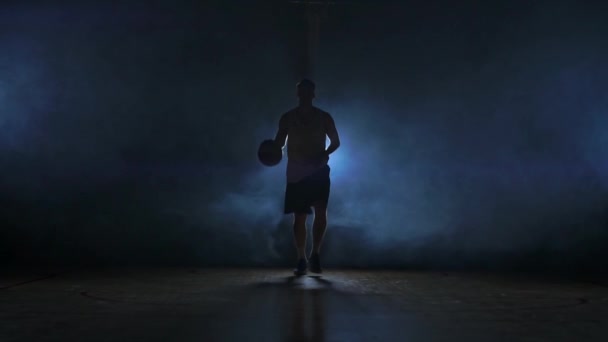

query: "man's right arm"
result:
(274, 114), (288, 148)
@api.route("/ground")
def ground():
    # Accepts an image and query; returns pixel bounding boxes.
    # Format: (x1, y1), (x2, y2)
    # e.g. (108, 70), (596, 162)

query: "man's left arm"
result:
(324, 114), (340, 156)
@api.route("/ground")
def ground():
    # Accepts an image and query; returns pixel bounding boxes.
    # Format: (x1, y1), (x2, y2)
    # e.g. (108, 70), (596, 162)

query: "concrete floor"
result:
(1, 268), (607, 342)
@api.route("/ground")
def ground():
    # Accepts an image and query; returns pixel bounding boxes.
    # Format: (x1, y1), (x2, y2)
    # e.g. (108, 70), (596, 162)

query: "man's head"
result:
(296, 79), (315, 102)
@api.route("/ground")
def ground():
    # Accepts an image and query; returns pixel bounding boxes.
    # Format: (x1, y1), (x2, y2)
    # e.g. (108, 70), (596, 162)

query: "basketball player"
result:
(273, 79), (340, 275)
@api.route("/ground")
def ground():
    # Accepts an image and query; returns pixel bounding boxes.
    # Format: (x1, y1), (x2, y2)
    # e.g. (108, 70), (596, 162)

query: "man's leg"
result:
(293, 213), (308, 260)
(293, 212), (308, 275)
(309, 202), (327, 273)
(311, 202), (327, 255)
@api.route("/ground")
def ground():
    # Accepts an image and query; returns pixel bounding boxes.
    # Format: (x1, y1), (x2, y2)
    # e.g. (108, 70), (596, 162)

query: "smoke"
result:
(210, 1), (608, 271)
(2, 1), (608, 271)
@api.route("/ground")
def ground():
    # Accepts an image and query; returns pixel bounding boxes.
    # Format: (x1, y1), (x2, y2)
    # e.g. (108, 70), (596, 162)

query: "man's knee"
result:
(293, 213), (307, 225)
(312, 203), (327, 221)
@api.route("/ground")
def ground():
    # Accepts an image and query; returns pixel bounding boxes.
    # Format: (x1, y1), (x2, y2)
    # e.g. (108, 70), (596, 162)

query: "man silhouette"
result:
(274, 79), (341, 275)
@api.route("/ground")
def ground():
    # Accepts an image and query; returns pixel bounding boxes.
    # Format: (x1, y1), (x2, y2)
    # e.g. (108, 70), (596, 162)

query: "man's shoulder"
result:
(313, 107), (334, 124)
(280, 108), (299, 120)
(280, 106), (332, 121)
(312, 106), (332, 121)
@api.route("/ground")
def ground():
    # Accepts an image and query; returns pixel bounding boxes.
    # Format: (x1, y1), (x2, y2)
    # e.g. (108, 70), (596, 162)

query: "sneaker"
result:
(309, 253), (322, 273)
(293, 258), (307, 276)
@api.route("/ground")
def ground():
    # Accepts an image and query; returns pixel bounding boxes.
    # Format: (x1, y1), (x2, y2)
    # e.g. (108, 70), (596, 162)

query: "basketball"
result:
(258, 139), (282, 166)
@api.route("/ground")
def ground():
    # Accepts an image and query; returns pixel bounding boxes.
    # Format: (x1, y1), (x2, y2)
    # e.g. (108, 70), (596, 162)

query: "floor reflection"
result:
(287, 276), (328, 342)
(253, 275), (333, 342)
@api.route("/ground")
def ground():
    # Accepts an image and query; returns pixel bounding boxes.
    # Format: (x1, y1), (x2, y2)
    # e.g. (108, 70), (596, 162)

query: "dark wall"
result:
(2, 1), (608, 272)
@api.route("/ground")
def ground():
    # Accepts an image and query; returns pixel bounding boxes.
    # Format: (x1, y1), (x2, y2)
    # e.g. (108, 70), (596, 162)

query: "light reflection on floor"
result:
(1, 269), (607, 341)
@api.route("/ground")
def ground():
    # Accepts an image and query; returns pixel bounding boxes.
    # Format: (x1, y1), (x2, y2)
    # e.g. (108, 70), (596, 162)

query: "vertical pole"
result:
(305, 4), (322, 79)
(291, 1), (332, 80)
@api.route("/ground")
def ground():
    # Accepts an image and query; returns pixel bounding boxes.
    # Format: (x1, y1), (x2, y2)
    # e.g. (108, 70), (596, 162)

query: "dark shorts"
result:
(284, 165), (331, 214)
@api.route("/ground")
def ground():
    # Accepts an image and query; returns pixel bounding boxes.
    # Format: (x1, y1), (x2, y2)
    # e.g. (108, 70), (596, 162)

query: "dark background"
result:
(1, 0), (608, 272)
